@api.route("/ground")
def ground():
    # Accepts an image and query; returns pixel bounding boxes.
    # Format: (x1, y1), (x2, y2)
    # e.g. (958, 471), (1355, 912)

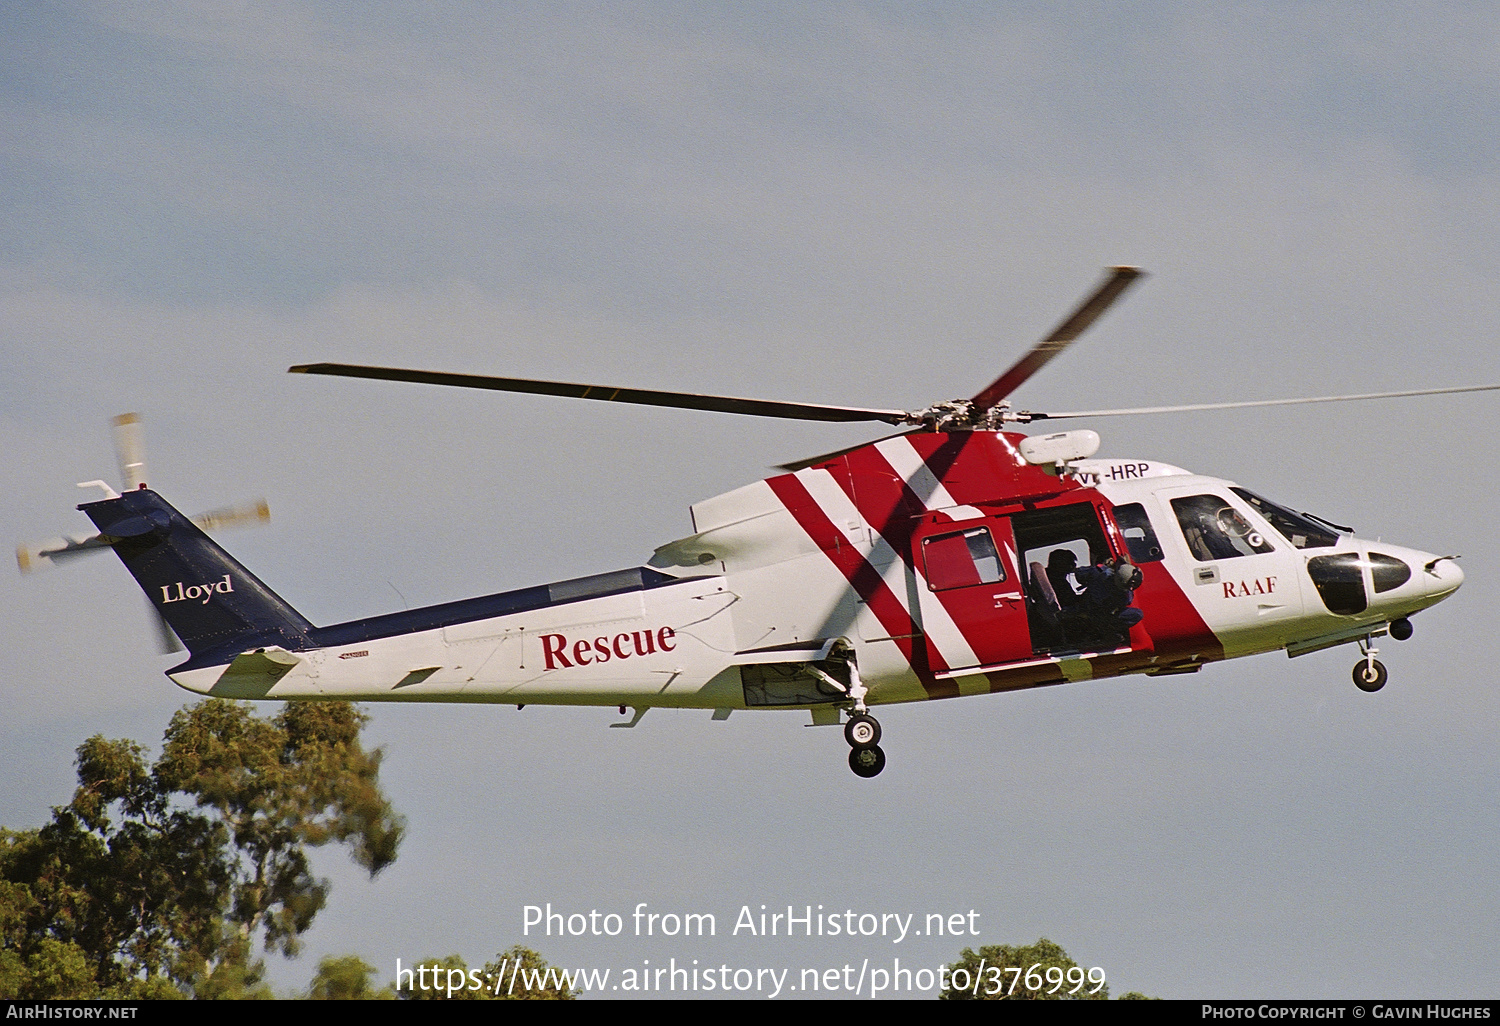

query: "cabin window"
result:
(922, 527), (1004, 590)
(1111, 503), (1164, 563)
(1170, 494), (1276, 561)
(1229, 488), (1338, 549)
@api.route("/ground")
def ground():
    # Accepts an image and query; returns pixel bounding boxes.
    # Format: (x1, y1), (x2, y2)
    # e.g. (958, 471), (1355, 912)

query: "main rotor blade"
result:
(290, 363), (911, 425)
(971, 266), (1144, 413)
(151, 603), (183, 654)
(1021, 383), (1500, 421)
(775, 429), (920, 472)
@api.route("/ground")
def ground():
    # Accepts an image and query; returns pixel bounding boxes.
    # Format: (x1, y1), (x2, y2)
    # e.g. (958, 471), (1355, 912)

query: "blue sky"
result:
(4, 1), (1498, 998)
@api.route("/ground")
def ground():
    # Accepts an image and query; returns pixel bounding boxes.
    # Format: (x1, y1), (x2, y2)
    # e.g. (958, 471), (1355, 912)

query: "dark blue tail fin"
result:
(80, 488), (312, 664)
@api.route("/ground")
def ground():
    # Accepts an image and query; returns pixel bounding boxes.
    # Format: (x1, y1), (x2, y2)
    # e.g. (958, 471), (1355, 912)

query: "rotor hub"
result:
(906, 399), (1040, 431)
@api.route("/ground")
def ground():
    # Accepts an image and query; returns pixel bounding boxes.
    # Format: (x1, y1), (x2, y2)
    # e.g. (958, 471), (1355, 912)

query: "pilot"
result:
(1064, 557), (1145, 647)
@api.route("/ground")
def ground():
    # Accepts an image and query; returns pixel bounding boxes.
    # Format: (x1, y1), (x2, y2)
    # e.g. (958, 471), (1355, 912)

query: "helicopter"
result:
(26, 267), (1490, 777)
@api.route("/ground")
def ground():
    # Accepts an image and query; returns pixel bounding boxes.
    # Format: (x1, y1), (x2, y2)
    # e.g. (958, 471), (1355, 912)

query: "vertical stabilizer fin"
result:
(79, 489), (312, 662)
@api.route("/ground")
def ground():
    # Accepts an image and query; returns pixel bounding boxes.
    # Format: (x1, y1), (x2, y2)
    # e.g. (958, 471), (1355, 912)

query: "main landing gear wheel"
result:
(844, 713), (881, 749)
(849, 744), (886, 778)
(1353, 658), (1388, 693)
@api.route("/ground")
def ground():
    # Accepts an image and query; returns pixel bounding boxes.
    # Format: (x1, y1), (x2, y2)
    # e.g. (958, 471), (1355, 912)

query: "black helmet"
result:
(1048, 549), (1078, 571)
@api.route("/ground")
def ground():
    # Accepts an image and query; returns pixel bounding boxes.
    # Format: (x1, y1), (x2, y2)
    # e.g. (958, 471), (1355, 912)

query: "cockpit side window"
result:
(1170, 494), (1276, 561)
(1230, 487), (1338, 549)
(1110, 503), (1164, 563)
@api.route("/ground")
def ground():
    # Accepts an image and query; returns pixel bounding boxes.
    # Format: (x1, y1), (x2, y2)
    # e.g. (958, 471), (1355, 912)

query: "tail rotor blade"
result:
(16, 534), (109, 573)
(15, 497), (270, 576)
(112, 413), (147, 491)
(190, 499), (271, 533)
(16, 496), (268, 576)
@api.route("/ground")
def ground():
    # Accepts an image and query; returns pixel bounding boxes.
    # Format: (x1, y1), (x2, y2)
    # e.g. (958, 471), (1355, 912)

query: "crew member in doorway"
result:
(1064, 557), (1145, 648)
(1047, 549), (1083, 608)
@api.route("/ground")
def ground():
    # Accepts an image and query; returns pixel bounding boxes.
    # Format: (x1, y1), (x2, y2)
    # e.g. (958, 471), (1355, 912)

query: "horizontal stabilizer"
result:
(214, 647), (302, 698)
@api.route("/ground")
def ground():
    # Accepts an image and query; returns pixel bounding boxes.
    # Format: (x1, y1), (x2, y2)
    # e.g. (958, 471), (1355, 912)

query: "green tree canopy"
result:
(482, 945), (576, 1001)
(0, 700), (404, 999)
(394, 948), (575, 1000)
(941, 938), (1110, 1001)
(306, 954), (394, 1000)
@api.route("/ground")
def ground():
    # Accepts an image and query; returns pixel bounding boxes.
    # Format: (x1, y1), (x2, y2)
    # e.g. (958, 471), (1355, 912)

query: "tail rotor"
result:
(17, 413), (273, 654)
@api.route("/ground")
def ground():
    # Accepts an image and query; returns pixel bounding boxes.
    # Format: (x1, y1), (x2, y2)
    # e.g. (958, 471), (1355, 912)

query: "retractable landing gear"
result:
(1354, 637), (1387, 693)
(816, 656), (885, 778)
(845, 711), (885, 778)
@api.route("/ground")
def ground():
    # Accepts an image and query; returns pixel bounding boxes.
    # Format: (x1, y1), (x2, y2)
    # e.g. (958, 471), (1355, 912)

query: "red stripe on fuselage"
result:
(833, 434), (1012, 688)
(833, 432), (1221, 682)
(764, 473), (953, 698)
(774, 432), (1223, 698)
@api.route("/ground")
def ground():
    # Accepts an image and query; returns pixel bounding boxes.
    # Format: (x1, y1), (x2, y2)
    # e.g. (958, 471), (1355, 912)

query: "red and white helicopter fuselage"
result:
(45, 268), (1481, 777)
(156, 430), (1461, 735)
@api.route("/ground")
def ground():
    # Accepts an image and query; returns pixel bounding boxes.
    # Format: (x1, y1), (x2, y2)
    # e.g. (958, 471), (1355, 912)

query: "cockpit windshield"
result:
(1230, 488), (1340, 549)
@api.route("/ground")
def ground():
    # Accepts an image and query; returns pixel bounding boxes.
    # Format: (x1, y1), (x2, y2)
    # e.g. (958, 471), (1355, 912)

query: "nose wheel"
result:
(1353, 638), (1387, 693)
(1353, 658), (1387, 692)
